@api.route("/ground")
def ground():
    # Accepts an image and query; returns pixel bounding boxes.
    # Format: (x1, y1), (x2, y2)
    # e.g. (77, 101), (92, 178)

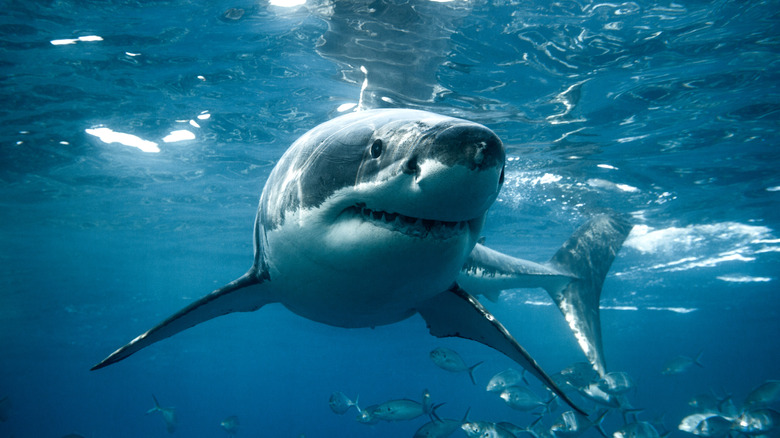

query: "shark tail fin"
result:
(429, 403), (446, 422)
(621, 407), (644, 424)
(468, 361), (484, 385)
(524, 416), (545, 438)
(594, 409), (610, 438)
(353, 394), (364, 416)
(544, 394), (558, 416)
(146, 395), (161, 415)
(545, 214), (633, 376)
(694, 350), (705, 368)
(462, 407), (471, 423)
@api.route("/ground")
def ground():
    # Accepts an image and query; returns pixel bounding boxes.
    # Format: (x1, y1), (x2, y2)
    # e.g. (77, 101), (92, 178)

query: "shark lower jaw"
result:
(342, 203), (472, 240)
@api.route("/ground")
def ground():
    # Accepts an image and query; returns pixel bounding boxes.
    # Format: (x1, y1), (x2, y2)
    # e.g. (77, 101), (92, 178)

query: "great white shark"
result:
(92, 109), (631, 414)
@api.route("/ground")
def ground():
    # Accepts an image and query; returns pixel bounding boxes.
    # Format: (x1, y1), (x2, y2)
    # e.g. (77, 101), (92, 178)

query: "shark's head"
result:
(258, 109), (505, 326)
(261, 109), (505, 229)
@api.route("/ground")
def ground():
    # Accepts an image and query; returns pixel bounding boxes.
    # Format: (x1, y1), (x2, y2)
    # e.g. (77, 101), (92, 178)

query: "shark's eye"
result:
(371, 139), (383, 158)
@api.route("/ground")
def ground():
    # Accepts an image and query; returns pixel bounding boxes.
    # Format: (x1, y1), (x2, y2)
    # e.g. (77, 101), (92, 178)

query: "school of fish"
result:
(320, 349), (779, 438)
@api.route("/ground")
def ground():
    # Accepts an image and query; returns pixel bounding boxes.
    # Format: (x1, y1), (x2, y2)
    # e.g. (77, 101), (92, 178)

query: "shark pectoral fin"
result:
(91, 271), (271, 370)
(416, 285), (587, 416)
(545, 213), (633, 376)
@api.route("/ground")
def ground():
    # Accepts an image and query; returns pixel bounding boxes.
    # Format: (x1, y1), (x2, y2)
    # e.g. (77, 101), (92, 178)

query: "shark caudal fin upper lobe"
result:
(544, 214), (633, 376)
(91, 271), (269, 370)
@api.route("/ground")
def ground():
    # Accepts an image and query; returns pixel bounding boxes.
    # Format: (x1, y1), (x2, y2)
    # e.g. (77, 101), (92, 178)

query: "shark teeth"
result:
(347, 203), (467, 240)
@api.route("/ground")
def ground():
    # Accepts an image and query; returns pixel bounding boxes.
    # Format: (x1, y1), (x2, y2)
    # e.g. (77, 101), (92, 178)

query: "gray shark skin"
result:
(91, 109), (630, 415)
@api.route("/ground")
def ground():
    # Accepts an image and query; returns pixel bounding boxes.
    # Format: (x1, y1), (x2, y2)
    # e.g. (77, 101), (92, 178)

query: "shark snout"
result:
(430, 123), (505, 171)
(396, 123), (505, 222)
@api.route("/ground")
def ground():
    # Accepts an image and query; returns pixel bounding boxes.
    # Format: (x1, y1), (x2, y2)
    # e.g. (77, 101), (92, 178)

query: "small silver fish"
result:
(146, 395), (177, 434)
(745, 380), (780, 409)
(550, 372), (575, 392)
(679, 414), (710, 434)
(576, 382), (620, 408)
(430, 347), (483, 385)
(499, 385), (548, 412)
(497, 421), (527, 437)
(461, 421), (516, 438)
(356, 404), (380, 425)
(678, 414), (731, 437)
(486, 368), (527, 392)
(328, 391), (359, 415)
(597, 372), (634, 395)
(688, 393), (722, 412)
(735, 409), (780, 435)
(662, 352), (703, 375)
(551, 410), (608, 438)
(687, 393), (737, 418)
(220, 415), (240, 436)
(695, 416), (733, 438)
(414, 408), (469, 438)
(373, 390), (435, 423)
(414, 418), (462, 438)
(560, 362), (600, 389)
(373, 398), (428, 422)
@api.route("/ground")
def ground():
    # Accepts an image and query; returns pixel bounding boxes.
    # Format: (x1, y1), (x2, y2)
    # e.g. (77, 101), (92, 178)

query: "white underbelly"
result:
(263, 215), (476, 328)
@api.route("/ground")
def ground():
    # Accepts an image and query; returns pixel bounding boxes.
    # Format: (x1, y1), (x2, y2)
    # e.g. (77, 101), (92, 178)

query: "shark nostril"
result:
(403, 156), (419, 175)
(474, 142), (486, 166)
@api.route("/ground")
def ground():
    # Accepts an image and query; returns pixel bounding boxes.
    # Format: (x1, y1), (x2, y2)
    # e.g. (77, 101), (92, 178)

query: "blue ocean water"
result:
(1, 0), (779, 437)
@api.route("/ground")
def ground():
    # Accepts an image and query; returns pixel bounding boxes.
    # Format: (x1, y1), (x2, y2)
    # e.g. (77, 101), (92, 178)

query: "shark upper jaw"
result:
(341, 202), (473, 241)
(322, 163), (499, 244)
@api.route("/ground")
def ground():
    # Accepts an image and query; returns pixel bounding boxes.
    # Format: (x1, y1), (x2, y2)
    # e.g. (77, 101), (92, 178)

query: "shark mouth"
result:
(345, 203), (468, 240)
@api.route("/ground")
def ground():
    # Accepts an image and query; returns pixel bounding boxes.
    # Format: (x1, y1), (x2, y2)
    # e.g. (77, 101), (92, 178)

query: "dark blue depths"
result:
(1, 0), (779, 437)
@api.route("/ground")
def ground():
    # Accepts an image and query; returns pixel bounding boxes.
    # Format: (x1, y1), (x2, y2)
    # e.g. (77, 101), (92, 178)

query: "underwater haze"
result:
(1, 0), (779, 437)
